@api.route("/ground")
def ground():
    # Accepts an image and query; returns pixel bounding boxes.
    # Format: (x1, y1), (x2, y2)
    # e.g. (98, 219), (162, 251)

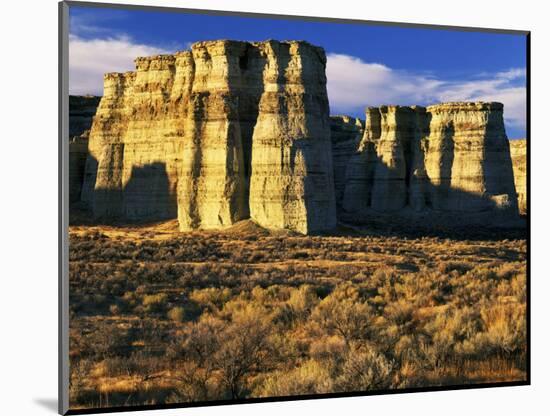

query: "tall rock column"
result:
(330, 116), (364, 208)
(177, 41), (251, 230)
(509, 139), (527, 215)
(408, 106), (430, 211)
(249, 41), (336, 234)
(81, 39), (337, 233)
(369, 106), (417, 211)
(121, 55), (181, 220)
(81, 72), (135, 217)
(339, 101), (518, 219)
(341, 107), (381, 217)
(424, 102), (517, 212)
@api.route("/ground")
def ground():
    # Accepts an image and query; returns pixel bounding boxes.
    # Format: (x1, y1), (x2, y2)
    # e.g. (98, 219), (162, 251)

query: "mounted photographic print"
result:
(59, 1), (530, 414)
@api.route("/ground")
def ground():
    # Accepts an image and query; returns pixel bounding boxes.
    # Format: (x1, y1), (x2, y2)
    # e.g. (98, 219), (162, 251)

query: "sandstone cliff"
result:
(69, 95), (101, 137)
(341, 102), (519, 219)
(248, 41), (336, 234)
(69, 96), (100, 204)
(330, 116), (364, 208)
(81, 40), (337, 233)
(509, 139), (527, 215)
(69, 131), (89, 203)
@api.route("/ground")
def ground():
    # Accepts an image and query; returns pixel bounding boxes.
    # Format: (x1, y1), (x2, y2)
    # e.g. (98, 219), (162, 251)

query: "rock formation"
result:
(68, 96), (100, 203)
(341, 102), (519, 219)
(80, 40), (337, 233)
(248, 41), (336, 234)
(509, 139), (527, 215)
(330, 116), (364, 208)
(71, 39), (524, 232)
(69, 132), (89, 203)
(69, 95), (101, 137)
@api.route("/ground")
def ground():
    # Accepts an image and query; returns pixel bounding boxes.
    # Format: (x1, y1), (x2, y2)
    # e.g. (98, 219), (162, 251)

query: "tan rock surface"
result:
(249, 41), (336, 234)
(69, 132), (89, 203)
(341, 102), (519, 219)
(330, 115), (364, 208)
(68, 96), (100, 204)
(69, 95), (101, 137)
(509, 139), (527, 214)
(81, 40), (337, 233)
(424, 102), (517, 212)
(341, 107), (380, 216)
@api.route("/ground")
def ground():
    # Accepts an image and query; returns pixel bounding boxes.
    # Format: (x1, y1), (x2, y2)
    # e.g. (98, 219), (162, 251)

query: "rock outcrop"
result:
(71, 40), (524, 232)
(68, 96), (100, 204)
(509, 139), (527, 215)
(69, 132), (89, 203)
(69, 95), (101, 137)
(248, 41), (336, 234)
(80, 40), (336, 233)
(330, 116), (364, 208)
(341, 102), (519, 219)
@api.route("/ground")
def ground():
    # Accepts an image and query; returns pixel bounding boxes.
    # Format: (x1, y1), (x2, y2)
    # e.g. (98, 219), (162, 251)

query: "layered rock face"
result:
(249, 41), (336, 234)
(69, 95), (101, 137)
(69, 132), (90, 203)
(69, 96), (100, 203)
(81, 40), (336, 233)
(341, 102), (518, 218)
(509, 139), (527, 214)
(330, 116), (364, 208)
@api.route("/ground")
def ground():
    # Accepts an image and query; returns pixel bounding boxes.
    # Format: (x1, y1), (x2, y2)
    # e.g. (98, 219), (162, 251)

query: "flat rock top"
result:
(426, 101), (504, 111)
(364, 102), (504, 113)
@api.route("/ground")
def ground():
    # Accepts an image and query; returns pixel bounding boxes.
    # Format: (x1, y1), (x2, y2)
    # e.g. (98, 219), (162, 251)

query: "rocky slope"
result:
(80, 40), (336, 233)
(341, 102), (519, 219)
(509, 139), (527, 215)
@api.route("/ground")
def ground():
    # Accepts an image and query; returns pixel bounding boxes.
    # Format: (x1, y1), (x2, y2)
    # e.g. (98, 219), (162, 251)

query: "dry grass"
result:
(68, 220), (527, 409)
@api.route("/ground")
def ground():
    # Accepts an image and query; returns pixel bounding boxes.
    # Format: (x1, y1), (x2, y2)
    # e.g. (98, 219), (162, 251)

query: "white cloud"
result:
(326, 53), (526, 135)
(69, 34), (173, 95)
(68, 41), (526, 135)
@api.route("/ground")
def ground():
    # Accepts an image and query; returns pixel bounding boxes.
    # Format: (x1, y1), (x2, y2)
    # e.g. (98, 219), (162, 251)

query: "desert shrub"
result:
(165, 315), (227, 401)
(311, 283), (374, 346)
(286, 285), (319, 320)
(423, 306), (483, 366)
(437, 261), (474, 275)
(494, 263), (522, 280)
(213, 310), (274, 398)
(68, 227), (527, 408)
(142, 293), (168, 313)
(255, 359), (331, 397)
(190, 287), (232, 311)
(169, 361), (218, 402)
(308, 335), (347, 374)
(384, 300), (415, 327)
(167, 306), (185, 322)
(476, 302), (526, 356)
(79, 323), (133, 359)
(333, 344), (394, 392)
(69, 359), (93, 405)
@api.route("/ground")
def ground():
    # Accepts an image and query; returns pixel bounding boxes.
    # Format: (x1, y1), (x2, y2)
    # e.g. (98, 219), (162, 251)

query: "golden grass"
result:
(68, 220), (527, 408)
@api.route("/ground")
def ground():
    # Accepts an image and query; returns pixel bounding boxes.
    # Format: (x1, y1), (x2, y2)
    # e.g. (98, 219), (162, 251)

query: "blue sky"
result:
(69, 5), (527, 138)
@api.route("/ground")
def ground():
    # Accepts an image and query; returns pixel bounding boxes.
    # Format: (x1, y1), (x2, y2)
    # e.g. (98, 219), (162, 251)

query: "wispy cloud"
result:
(69, 34), (174, 95)
(69, 12), (185, 95)
(326, 53), (526, 135)
(68, 40), (526, 136)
